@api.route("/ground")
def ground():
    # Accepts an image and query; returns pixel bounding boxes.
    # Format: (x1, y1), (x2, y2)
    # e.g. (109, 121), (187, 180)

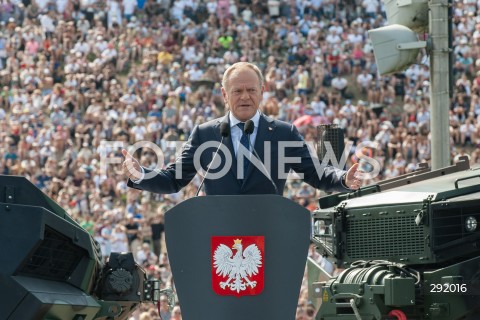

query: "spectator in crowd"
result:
(110, 224), (129, 253)
(136, 242), (158, 266)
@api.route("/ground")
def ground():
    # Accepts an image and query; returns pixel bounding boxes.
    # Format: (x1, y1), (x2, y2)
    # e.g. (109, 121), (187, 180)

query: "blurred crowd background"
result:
(1, 0), (480, 319)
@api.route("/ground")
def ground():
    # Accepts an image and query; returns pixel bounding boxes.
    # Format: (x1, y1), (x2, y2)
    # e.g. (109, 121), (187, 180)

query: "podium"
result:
(165, 195), (311, 320)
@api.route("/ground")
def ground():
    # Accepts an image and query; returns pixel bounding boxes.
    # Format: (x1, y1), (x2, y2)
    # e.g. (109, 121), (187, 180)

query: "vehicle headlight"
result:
(314, 220), (326, 235)
(465, 216), (477, 232)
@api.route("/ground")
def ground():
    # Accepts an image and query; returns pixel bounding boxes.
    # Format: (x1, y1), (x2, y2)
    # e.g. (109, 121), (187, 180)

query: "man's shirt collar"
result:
(229, 110), (261, 129)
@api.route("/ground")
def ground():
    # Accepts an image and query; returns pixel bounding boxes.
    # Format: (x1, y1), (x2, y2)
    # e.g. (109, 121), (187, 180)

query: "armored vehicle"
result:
(0, 175), (174, 320)
(310, 157), (480, 320)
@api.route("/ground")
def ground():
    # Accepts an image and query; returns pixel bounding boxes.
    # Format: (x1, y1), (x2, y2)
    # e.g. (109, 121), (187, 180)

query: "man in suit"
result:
(122, 62), (361, 195)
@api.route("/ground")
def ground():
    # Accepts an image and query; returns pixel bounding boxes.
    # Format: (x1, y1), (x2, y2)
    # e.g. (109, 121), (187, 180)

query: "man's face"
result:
(222, 68), (263, 122)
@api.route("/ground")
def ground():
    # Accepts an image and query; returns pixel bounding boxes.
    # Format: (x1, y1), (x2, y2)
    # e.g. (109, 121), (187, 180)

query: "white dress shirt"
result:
(229, 111), (260, 156)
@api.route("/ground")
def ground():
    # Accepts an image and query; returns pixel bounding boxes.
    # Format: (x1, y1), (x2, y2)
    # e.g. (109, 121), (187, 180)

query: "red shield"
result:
(211, 236), (265, 297)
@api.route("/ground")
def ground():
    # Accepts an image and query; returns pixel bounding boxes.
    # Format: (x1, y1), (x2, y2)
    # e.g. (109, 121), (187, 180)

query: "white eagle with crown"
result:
(213, 238), (262, 293)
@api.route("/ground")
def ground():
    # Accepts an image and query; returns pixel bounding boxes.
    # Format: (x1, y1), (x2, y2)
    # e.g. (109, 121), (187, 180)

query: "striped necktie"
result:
(237, 122), (250, 178)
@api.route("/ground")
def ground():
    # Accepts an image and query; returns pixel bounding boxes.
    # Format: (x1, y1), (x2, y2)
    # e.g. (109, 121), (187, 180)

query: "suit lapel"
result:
(214, 113), (239, 180)
(243, 114), (276, 183)
(212, 115), (227, 141)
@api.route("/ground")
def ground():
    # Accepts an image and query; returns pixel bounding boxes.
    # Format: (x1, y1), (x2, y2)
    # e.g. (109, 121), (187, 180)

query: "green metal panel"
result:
(343, 203), (432, 266)
(384, 277), (415, 306)
(423, 255), (480, 319)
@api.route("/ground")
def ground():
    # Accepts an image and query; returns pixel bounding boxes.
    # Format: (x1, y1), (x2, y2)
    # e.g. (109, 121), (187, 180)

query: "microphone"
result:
(196, 122), (230, 196)
(244, 119), (255, 135)
(244, 120), (279, 194)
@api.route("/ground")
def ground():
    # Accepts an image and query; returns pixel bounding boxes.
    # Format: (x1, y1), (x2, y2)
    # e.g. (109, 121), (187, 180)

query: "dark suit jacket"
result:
(128, 113), (350, 195)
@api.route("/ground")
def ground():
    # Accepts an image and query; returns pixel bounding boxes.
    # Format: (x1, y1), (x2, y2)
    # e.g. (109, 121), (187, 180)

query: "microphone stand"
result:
(196, 121), (230, 195)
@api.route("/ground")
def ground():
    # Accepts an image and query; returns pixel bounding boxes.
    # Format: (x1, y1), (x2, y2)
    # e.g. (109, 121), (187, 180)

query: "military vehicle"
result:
(309, 157), (480, 319)
(0, 175), (174, 320)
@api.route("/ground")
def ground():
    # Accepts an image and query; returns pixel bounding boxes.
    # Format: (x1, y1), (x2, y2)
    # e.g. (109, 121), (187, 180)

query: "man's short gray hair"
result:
(221, 62), (264, 90)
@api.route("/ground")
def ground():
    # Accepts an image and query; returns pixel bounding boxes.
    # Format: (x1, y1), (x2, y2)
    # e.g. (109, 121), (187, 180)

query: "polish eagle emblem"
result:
(213, 238), (263, 294)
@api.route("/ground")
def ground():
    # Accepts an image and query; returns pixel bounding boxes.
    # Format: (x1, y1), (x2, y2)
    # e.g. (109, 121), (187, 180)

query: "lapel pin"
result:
(268, 127), (273, 131)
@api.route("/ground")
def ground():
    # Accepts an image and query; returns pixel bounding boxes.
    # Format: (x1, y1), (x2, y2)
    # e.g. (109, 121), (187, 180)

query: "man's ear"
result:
(221, 87), (227, 104)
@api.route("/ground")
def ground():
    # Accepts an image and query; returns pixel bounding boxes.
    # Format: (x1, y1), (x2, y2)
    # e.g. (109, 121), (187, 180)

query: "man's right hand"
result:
(122, 149), (143, 181)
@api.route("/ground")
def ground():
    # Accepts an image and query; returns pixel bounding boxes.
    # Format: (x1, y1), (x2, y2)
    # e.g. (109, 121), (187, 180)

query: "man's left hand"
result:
(345, 163), (362, 190)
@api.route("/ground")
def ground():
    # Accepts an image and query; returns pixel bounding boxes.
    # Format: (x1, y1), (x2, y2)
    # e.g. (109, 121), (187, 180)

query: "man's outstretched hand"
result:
(122, 149), (143, 181)
(345, 163), (361, 190)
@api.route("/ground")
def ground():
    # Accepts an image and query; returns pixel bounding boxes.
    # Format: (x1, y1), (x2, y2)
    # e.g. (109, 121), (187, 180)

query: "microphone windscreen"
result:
(220, 122), (230, 137)
(244, 120), (255, 134)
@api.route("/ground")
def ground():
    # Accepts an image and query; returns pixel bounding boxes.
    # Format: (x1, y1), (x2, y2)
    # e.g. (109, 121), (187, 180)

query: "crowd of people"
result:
(1, 0), (480, 319)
